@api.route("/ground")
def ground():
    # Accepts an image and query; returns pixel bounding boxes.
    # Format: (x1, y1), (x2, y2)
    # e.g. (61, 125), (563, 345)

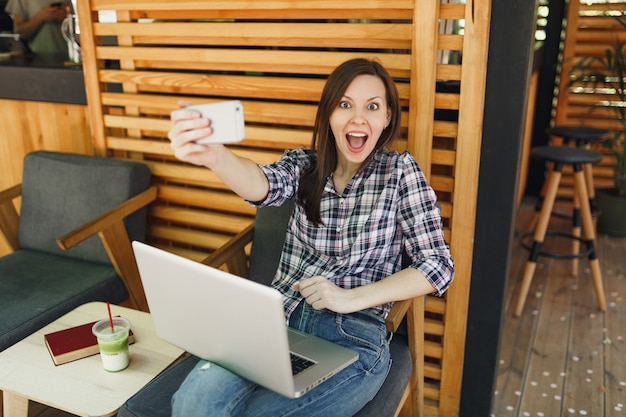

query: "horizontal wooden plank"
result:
(436, 63), (462, 81)
(158, 185), (256, 216)
(148, 223), (233, 250)
(577, 15), (626, 29)
(425, 381), (441, 402)
(432, 149), (456, 166)
(145, 160), (228, 189)
(104, 114), (170, 131)
(107, 137), (170, 154)
(94, 22), (414, 49)
(430, 175), (454, 193)
(239, 128), (313, 150)
(426, 296), (447, 315)
(435, 92), (461, 111)
(433, 121), (459, 139)
(439, 2), (466, 20)
(575, 41), (626, 57)
(425, 317), (444, 337)
(574, 30), (626, 44)
(91, 0), (417, 12)
(123, 9), (415, 21)
(101, 93), (319, 126)
(104, 116), (314, 147)
(150, 205), (252, 234)
(96, 49), (413, 78)
(437, 203), (452, 223)
(568, 92), (622, 105)
(438, 34), (464, 52)
(579, 1), (626, 13)
(424, 340), (443, 361)
(106, 126), (312, 152)
(99, 69), (325, 101)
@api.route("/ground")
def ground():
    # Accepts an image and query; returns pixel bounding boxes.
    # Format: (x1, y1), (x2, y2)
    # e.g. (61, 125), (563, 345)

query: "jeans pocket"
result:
(335, 313), (389, 373)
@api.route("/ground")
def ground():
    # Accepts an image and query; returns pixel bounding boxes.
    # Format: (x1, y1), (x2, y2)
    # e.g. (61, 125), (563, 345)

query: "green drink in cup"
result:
(92, 316), (131, 372)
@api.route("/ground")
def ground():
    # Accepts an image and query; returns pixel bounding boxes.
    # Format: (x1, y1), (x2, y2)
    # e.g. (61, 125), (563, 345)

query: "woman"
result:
(168, 58), (454, 416)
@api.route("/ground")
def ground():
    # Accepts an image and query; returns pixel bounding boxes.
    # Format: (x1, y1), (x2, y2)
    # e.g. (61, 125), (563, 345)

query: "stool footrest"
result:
(521, 231), (593, 260)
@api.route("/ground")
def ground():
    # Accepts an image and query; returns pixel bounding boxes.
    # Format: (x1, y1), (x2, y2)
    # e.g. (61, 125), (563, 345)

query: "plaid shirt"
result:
(251, 148), (454, 320)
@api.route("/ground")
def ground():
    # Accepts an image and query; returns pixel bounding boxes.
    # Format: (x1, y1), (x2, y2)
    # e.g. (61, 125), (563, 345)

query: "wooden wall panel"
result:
(554, 0), (626, 196)
(0, 99), (92, 256)
(76, 1), (492, 414)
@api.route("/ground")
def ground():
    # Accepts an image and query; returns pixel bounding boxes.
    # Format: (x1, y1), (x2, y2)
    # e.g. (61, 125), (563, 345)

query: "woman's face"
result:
(329, 74), (391, 172)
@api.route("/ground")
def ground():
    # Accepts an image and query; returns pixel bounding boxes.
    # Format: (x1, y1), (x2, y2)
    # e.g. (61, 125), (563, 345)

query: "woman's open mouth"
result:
(346, 132), (368, 152)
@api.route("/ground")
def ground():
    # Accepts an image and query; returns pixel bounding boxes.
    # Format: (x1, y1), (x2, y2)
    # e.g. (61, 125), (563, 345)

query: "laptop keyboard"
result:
(290, 353), (315, 375)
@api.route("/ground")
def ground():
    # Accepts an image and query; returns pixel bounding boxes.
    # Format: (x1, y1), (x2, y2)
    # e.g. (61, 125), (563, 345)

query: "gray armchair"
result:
(0, 151), (156, 352)
(117, 201), (425, 417)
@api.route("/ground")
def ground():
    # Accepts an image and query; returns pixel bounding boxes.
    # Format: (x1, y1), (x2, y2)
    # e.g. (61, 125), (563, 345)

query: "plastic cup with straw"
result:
(92, 302), (131, 371)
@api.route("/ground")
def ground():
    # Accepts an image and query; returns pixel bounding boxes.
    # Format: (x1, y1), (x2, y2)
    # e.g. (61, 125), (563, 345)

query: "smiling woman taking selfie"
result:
(167, 58), (454, 417)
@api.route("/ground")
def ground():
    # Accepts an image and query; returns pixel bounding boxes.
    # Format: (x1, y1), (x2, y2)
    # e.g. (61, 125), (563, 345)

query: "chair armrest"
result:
(0, 184), (22, 251)
(386, 298), (412, 333)
(200, 222), (254, 278)
(0, 183), (21, 202)
(56, 186), (158, 312)
(387, 295), (425, 416)
(56, 186), (158, 250)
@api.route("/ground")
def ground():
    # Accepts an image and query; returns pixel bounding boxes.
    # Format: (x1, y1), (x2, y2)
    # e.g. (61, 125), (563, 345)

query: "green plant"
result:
(568, 16), (626, 197)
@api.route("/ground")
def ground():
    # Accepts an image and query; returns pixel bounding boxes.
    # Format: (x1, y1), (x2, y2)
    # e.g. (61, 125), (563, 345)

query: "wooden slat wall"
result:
(554, 0), (626, 196)
(76, 1), (491, 415)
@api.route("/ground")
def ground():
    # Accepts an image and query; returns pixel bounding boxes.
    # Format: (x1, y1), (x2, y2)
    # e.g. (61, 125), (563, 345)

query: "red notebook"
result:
(44, 318), (135, 366)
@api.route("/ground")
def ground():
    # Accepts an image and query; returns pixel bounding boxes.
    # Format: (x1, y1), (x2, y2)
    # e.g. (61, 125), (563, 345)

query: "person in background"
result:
(4, 0), (68, 54)
(167, 58), (454, 416)
(0, 1), (13, 33)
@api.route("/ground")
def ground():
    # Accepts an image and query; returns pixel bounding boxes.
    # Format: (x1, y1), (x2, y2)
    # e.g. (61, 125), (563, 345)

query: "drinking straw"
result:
(106, 302), (115, 333)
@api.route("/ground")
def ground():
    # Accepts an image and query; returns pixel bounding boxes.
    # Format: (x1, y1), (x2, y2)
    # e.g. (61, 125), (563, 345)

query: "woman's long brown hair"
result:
(297, 58), (401, 226)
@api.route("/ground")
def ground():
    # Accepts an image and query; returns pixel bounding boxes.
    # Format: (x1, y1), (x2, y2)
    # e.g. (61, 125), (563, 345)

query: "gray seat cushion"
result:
(0, 151), (151, 351)
(0, 250), (126, 351)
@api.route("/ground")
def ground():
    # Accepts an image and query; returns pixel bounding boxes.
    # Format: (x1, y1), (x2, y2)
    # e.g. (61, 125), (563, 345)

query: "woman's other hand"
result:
(295, 276), (359, 314)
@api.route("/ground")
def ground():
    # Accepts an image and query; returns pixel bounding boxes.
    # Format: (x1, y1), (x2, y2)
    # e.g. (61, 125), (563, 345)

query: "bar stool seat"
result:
(549, 125), (611, 146)
(549, 125), (610, 215)
(515, 146), (607, 317)
(532, 146), (602, 166)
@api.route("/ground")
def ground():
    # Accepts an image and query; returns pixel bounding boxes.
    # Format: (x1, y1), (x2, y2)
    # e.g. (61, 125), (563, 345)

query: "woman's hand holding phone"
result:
(185, 100), (245, 145)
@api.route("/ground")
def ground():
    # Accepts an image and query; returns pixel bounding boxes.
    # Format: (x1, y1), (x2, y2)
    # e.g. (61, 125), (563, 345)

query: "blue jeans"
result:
(171, 302), (391, 417)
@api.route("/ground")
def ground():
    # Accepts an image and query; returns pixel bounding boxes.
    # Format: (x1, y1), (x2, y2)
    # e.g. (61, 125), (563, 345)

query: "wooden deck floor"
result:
(491, 199), (626, 417)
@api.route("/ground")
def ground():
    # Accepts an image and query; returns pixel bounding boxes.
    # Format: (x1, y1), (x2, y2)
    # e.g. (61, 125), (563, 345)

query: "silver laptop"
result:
(132, 241), (358, 399)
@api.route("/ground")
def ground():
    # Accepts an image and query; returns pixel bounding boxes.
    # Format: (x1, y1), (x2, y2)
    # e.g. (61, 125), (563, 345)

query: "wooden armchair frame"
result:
(200, 222), (425, 417)
(0, 183), (158, 312)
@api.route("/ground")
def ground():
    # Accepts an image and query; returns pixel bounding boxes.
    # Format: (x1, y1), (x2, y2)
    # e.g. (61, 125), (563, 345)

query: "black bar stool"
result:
(549, 125), (611, 213)
(525, 125), (610, 273)
(515, 146), (607, 317)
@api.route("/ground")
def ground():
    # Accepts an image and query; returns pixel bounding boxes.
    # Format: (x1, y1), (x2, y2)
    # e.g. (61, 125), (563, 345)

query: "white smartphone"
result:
(186, 100), (245, 144)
